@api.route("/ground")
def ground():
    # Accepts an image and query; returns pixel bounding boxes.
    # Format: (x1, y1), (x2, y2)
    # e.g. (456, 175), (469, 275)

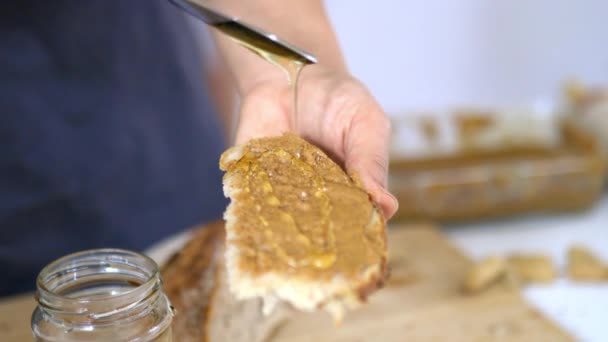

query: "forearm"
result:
(209, 0), (347, 94)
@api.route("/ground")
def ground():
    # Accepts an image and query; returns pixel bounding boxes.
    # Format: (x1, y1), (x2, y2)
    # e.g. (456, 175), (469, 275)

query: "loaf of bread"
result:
(162, 221), (289, 342)
(219, 133), (388, 322)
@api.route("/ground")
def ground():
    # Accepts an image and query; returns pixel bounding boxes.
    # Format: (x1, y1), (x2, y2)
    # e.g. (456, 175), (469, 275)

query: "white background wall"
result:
(324, 0), (608, 115)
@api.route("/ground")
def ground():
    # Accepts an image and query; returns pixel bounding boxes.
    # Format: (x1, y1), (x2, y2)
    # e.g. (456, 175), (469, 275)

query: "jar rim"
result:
(32, 249), (174, 340)
(36, 248), (160, 309)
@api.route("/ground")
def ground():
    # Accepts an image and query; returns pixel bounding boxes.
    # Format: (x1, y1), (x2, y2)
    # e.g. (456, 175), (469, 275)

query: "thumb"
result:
(343, 111), (399, 220)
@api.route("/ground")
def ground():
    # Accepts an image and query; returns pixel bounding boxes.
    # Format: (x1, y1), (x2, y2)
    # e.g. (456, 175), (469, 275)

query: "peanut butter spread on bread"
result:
(220, 133), (387, 282)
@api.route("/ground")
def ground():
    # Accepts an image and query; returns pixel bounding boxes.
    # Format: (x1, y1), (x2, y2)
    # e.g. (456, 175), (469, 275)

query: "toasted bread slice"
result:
(219, 133), (388, 321)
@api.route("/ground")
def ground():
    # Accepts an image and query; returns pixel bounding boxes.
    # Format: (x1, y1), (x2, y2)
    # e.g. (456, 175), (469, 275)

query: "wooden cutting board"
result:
(0, 293), (35, 342)
(270, 224), (573, 342)
(0, 224), (573, 341)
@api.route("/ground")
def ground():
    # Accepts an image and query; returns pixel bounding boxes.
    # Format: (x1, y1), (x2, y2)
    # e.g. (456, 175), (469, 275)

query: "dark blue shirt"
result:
(0, 1), (227, 295)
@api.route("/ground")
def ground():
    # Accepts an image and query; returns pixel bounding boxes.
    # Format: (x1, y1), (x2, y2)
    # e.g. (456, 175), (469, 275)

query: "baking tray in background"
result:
(561, 81), (608, 169)
(389, 115), (606, 223)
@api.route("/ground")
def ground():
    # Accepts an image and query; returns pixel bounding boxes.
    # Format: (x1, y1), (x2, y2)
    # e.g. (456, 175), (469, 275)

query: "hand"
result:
(234, 64), (399, 219)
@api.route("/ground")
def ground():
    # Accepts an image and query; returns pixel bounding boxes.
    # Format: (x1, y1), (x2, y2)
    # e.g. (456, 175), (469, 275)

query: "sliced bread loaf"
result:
(162, 221), (289, 342)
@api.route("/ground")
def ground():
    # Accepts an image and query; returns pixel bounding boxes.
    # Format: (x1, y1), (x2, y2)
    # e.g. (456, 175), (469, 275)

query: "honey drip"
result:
(212, 21), (312, 131)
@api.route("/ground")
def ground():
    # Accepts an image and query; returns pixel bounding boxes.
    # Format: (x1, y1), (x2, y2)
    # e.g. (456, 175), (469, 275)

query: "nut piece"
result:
(463, 256), (507, 294)
(567, 246), (607, 282)
(507, 255), (556, 284)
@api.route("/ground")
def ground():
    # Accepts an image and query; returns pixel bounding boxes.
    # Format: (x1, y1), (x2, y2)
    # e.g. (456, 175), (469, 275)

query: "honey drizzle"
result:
(212, 21), (311, 132)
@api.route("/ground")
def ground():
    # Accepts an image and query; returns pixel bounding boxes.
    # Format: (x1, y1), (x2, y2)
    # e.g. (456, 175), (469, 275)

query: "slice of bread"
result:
(219, 133), (388, 322)
(161, 222), (223, 342)
(162, 221), (289, 342)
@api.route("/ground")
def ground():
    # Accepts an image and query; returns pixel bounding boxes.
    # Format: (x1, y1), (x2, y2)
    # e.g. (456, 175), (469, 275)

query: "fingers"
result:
(344, 108), (399, 220)
(234, 84), (290, 145)
(232, 70), (399, 220)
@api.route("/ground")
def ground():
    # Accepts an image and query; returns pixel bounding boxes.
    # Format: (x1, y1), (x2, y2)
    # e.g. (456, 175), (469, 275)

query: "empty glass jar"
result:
(31, 249), (174, 341)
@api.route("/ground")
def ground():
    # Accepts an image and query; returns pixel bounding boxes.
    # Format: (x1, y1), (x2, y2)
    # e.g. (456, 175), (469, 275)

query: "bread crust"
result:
(163, 222), (291, 342)
(161, 222), (225, 342)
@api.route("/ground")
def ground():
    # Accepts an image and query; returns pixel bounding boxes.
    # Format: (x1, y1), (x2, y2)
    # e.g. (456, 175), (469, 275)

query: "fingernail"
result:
(386, 190), (399, 212)
(381, 188), (399, 218)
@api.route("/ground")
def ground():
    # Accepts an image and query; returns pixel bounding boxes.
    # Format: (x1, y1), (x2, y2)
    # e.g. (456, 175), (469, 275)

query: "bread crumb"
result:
(506, 254), (556, 284)
(567, 245), (608, 281)
(463, 256), (507, 294)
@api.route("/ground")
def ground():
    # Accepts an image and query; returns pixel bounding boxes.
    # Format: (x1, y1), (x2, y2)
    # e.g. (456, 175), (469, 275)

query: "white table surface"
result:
(147, 197), (608, 342)
(444, 196), (608, 342)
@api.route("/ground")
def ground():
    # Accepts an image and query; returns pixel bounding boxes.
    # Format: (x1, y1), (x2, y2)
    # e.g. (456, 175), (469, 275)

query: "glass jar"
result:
(31, 249), (174, 341)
